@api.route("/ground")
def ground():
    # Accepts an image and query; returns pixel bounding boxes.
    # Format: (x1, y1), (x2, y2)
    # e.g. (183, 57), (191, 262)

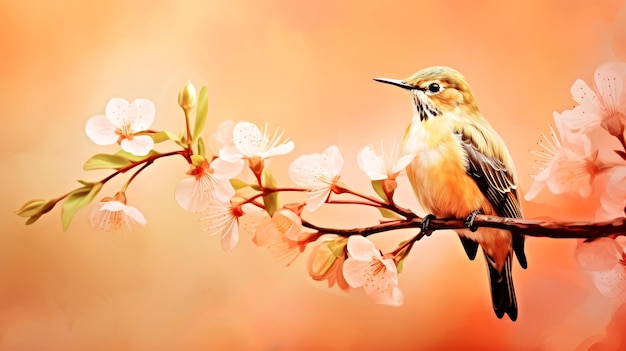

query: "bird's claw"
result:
(465, 210), (481, 232)
(420, 214), (436, 236)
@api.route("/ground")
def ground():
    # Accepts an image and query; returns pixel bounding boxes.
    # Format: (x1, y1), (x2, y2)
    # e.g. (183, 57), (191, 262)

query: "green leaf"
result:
(395, 241), (412, 273)
(377, 207), (403, 220)
(61, 183), (103, 231)
(230, 178), (251, 190)
(396, 255), (406, 273)
(83, 154), (133, 170)
(262, 168), (279, 216)
(150, 130), (178, 143)
(193, 86), (208, 141)
(16, 199), (48, 217)
(371, 180), (389, 202)
(25, 214), (44, 225)
(114, 149), (159, 163)
(191, 154), (205, 167)
(197, 137), (206, 158)
(27, 200), (57, 224)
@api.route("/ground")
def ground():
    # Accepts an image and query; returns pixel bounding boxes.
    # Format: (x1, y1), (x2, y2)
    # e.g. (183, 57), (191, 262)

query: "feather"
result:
(455, 127), (528, 269)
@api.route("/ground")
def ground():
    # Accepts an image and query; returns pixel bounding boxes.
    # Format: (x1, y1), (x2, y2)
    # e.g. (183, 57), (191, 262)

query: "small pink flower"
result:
(565, 61), (626, 136)
(253, 206), (313, 266)
(342, 235), (403, 306)
(357, 143), (414, 180)
(202, 200), (263, 252)
(307, 237), (351, 291)
(576, 237), (626, 301)
(525, 112), (607, 200)
(219, 121), (294, 162)
(175, 157), (244, 213)
(288, 145), (344, 211)
(86, 98), (156, 156)
(88, 192), (146, 231)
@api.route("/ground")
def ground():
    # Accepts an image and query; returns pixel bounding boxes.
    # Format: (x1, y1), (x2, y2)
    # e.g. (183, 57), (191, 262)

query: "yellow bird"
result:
(375, 66), (527, 321)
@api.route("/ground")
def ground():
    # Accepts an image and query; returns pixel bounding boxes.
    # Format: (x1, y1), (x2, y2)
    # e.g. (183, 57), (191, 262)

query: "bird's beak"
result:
(373, 78), (413, 90)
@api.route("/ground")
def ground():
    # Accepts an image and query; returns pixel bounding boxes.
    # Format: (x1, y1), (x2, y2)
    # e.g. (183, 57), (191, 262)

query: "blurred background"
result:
(2, 0), (626, 349)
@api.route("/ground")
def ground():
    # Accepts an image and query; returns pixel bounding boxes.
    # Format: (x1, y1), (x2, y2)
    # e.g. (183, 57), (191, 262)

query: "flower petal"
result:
(219, 145), (244, 163)
(86, 115), (118, 145)
(322, 145), (344, 176)
(120, 135), (154, 156)
(122, 205), (147, 226)
(212, 157), (244, 179)
(304, 188), (330, 212)
(105, 98), (131, 127)
(289, 153), (327, 187)
(212, 178), (236, 203)
(342, 258), (370, 288)
(559, 107), (601, 134)
(393, 154), (415, 174)
(262, 141), (295, 158)
(175, 177), (211, 213)
(127, 98), (155, 132)
(233, 121), (263, 157)
(592, 268), (626, 298)
(215, 119), (235, 147)
(571, 79), (600, 109)
(274, 209), (302, 241)
(220, 218), (240, 252)
(357, 146), (386, 180)
(252, 217), (280, 246)
(100, 200), (127, 212)
(597, 166), (626, 219)
(346, 235), (380, 261)
(576, 238), (624, 271)
(595, 62), (626, 104)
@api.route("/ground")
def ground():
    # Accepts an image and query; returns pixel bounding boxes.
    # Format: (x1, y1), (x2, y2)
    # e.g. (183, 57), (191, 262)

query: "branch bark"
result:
(302, 215), (626, 239)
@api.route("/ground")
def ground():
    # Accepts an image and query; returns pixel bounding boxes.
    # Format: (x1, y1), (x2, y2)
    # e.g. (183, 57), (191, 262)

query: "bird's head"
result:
(375, 66), (479, 121)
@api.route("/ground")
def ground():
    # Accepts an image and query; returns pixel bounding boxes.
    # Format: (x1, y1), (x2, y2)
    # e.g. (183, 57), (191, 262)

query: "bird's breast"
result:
(403, 119), (493, 219)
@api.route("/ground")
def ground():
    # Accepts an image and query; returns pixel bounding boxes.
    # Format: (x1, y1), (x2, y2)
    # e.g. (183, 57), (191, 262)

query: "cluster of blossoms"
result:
(526, 62), (626, 301)
(17, 81), (418, 306)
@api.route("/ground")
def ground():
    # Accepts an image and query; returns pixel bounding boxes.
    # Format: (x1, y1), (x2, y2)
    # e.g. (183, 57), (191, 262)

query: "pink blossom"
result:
(219, 121), (294, 162)
(88, 192), (146, 231)
(564, 61), (626, 137)
(357, 142), (414, 180)
(288, 145), (344, 211)
(175, 157), (244, 213)
(525, 112), (607, 200)
(86, 98), (156, 156)
(576, 237), (626, 302)
(253, 206), (312, 266)
(202, 200), (263, 252)
(342, 235), (403, 306)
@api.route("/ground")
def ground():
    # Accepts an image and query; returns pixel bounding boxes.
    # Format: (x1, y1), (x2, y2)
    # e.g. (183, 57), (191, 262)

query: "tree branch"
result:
(302, 214), (626, 240)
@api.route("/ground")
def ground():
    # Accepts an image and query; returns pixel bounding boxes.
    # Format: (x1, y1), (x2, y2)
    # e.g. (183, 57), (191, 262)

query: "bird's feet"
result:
(465, 210), (482, 232)
(420, 214), (436, 236)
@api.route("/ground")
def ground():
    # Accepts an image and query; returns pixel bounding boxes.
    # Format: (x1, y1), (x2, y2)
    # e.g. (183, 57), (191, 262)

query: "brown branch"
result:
(302, 214), (626, 240)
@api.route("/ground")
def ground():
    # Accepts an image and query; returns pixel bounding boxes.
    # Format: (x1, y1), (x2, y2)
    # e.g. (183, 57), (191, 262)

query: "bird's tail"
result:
(485, 253), (517, 321)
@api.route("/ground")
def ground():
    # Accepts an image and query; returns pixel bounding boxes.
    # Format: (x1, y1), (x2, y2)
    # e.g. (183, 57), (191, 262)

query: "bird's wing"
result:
(455, 129), (527, 269)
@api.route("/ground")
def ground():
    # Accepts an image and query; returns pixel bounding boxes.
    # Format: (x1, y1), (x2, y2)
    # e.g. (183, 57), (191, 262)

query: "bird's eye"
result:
(427, 83), (441, 94)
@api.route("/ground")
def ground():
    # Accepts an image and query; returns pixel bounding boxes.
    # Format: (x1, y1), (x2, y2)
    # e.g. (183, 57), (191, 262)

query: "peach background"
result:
(3, 0), (626, 350)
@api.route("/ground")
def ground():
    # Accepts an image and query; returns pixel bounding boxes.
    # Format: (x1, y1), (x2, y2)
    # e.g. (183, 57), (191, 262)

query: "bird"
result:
(374, 66), (527, 321)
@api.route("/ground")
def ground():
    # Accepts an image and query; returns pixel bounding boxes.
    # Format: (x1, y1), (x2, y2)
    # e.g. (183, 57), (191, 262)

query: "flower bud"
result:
(178, 80), (197, 111)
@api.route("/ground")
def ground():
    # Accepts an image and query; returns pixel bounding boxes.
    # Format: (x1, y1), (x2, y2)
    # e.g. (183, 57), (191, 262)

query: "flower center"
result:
(115, 122), (134, 141)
